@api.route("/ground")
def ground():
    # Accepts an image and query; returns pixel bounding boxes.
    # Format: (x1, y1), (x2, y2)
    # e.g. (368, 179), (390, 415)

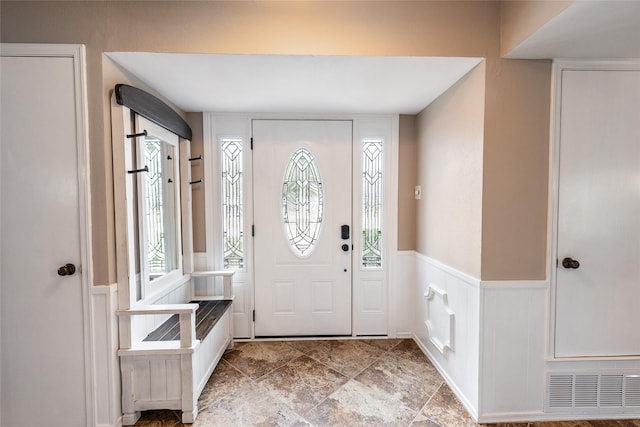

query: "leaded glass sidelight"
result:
(221, 138), (244, 269)
(282, 148), (323, 257)
(362, 138), (383, 268)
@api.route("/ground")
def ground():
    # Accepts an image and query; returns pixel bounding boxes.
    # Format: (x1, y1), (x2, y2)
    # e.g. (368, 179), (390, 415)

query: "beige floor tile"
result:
(419, 383), (477, 427)
(354, 353), (443, 411)
(258, 354), (348, 415)
(222, 341), (303, 380)
(132, 410), (183, 426)
(360, 338), (405, 351)
(411, 419), (444, 427)
(285, 339), (334, 355)
(198, 359), (255, 410)
(306, 378), (417, 426)
(389, 339), (432, 364)
(132, 340), (640, 427)
(194, 381), (310, 427)
(302, 339), (385, 377)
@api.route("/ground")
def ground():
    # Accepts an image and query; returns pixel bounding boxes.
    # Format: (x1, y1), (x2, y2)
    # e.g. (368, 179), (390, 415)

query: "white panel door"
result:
(1, 50), (89, 425)
(253, 120), (352, 336)
(555, 69), (640, 357)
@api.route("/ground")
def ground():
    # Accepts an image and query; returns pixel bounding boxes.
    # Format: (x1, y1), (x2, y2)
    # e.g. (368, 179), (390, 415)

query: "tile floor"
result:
(133, 339), (640, 427)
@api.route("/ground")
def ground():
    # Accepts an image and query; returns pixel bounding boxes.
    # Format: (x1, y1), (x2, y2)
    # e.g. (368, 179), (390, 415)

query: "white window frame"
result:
(132, 116), (184, 301)
(203, 115), (254, 338)
(352, 117), (398, 336)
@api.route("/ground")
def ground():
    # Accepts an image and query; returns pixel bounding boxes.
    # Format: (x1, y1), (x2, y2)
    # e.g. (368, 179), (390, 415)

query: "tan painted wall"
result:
(500, 0), (573, 56)
(398, 115), (418, 251)
(185, 113), (206, 253)
(1, 0), (551, 283)
(416, 63), (485, 278)
(481, 58), (551, 280)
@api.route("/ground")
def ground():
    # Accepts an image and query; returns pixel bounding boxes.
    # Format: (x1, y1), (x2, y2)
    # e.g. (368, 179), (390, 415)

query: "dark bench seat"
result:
(144, 300), (233, 342)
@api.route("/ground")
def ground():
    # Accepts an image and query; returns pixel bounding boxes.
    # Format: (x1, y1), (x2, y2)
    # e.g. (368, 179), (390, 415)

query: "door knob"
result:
(57, 263), (76, 276)
(561, 257), (580, 269)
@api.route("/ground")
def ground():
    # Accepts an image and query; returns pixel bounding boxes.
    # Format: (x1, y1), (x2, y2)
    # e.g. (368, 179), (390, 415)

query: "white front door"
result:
(1, 47), (90, 425)
(554, 68), (640, 357)
(253, 120), (352, 336)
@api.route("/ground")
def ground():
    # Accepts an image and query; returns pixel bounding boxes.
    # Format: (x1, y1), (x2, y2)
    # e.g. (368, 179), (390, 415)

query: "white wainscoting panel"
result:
(414, 253), (480, 418)
(395, 251), (416, 338)
(414, 257), (640, 423)
(478, 281), (548, 421)
(424, 284), (455, 355)
(91, 284), (122, 427)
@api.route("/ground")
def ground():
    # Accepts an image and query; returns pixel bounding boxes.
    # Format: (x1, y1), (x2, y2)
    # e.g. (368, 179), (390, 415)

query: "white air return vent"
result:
(626, 376), (640, 407)
(575, 375), (598, 407)
(600, 375), (623, 407)
(547, 372), (640, 411)
(548, 375), (573, 408)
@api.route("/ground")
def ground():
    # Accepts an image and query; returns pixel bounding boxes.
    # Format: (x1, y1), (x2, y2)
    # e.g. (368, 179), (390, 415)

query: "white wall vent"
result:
(626, 376), (640, 407)
(547, 372), (640, 411)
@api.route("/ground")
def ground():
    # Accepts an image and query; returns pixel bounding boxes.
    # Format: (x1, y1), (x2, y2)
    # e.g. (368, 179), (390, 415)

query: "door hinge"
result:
(250, 137), (253, 150)
(252, 310), (255, 322)
(252, 225), (255, 237)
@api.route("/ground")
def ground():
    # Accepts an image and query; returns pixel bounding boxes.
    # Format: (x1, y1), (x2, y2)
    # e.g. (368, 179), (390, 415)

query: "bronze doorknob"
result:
(561, 257), (580, 269)
(57, 263), (76, 276)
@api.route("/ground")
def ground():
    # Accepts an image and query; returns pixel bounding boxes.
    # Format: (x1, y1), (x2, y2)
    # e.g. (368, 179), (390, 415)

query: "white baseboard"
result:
(396, 332), (414, 339)
(413, 334), (478, 421)
(479, 412), (640, 424)
(394, 250), (416, 338)
(91, 284), (121, 427)
(96, 416), (123, 427)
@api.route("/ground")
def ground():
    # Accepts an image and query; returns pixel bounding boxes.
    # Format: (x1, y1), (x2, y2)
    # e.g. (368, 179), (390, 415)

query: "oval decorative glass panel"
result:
(282, 148), (323, 257)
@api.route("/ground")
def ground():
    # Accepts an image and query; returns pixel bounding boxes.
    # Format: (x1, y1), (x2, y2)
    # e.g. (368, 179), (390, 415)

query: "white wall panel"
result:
(395, 251), (416, 337)
(478, 282), (548, 420)
(414, 253), (480, 418)
(91, 284), (121, 427)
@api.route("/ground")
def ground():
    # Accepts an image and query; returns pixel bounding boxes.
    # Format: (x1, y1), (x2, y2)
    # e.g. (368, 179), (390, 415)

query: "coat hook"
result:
(128, 165), (149, 174)
(126, 130), (148, 139)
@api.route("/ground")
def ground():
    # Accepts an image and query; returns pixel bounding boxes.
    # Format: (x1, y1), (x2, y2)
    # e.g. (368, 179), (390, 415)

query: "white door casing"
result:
(253, 120), (353, 336)
(553, 64), (640, 357)
(203, 114), (398, 339)
(0, 44), (93, 426)
(202, 115), (254, 338)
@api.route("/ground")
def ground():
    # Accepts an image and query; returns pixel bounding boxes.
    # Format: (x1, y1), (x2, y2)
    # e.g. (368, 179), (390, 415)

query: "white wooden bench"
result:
(117, 271), (234, 425)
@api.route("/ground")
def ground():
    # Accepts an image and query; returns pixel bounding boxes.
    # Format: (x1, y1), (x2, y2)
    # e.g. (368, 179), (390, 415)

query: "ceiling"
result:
(107, 1), (638, 115)
(107, 53), (482, 114)
(505, 0), (640, 59)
